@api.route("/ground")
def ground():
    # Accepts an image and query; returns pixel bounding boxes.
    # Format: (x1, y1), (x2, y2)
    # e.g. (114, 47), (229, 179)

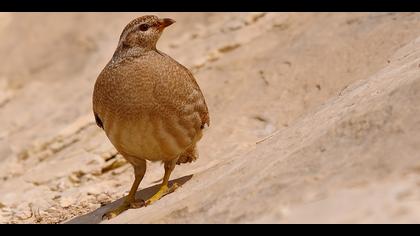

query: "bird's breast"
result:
(103, 112), (197, 162)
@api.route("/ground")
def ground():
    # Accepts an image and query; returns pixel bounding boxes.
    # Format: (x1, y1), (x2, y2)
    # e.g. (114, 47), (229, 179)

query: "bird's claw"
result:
(130, 199), (145, 209)
(102, 199), (145, 220)
(144, 183), (179, 207)
(102, 211), (118, 220)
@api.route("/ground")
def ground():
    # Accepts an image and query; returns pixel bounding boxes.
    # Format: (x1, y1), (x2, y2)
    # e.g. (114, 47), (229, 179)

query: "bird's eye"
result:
(138, 24), (150, 31)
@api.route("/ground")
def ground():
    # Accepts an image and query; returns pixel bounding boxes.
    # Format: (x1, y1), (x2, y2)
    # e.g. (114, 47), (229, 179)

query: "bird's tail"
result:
(176, 145), (198, 165)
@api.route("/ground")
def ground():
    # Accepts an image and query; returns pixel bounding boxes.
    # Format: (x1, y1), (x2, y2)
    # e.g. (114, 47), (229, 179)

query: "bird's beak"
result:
(157, 18), (176, 30)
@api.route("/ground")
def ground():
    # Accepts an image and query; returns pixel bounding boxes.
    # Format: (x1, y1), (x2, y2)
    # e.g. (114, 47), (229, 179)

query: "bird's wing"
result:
(176, 62), (210, 128)
(154, 51), (210, 129)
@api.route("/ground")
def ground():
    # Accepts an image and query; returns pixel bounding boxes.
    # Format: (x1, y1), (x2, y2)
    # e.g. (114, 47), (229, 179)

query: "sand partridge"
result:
(92, 15), (209, 219)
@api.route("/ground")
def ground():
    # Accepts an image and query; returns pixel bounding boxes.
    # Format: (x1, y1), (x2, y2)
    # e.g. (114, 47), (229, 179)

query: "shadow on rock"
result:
(65, 174), (193, 224)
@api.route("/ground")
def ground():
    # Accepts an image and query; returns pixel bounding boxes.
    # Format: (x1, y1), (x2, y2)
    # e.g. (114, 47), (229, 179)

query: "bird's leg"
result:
(103, 160), (146, 220)
(145, 158), (179, 206)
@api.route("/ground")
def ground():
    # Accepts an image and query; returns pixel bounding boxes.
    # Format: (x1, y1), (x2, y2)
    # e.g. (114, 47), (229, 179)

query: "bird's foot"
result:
(145, 183), (179, 206)
(102, 198), (145, 220)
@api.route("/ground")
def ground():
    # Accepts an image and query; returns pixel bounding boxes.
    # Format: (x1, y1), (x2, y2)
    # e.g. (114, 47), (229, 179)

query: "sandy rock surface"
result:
(1, 13), (420, 224)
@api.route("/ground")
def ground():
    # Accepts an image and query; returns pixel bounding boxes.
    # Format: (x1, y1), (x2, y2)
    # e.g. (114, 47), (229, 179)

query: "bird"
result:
(92, 15), (209, 220)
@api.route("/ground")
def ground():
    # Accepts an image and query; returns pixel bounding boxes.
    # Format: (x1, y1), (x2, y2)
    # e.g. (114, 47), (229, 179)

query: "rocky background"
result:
(1, 13), (420, 223)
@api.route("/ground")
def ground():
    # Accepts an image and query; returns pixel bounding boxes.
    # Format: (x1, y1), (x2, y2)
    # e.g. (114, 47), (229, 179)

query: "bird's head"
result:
(117, 15), (175, 51)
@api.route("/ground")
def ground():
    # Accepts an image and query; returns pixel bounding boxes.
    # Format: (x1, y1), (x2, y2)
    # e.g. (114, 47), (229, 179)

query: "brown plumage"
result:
(92, 15), (209, 219)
